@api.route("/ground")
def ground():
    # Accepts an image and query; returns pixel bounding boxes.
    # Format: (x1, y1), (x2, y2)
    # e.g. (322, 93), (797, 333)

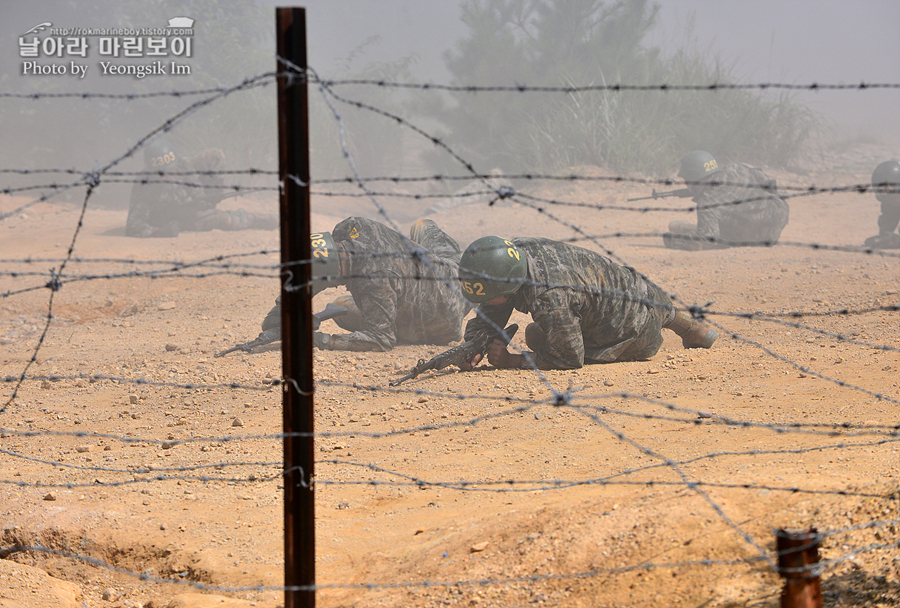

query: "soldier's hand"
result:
(458, 353), (483, 371)
(486, 339), (521, 369)
(313, 332), (333, 350)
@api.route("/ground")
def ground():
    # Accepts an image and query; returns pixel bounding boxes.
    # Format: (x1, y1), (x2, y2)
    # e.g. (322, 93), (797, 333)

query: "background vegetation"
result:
(1, 0), (821, 205)
(422, 0), (820, 177)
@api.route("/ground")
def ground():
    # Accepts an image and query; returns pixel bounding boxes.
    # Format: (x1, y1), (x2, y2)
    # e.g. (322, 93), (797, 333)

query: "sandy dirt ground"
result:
(1, 142), (899, 608)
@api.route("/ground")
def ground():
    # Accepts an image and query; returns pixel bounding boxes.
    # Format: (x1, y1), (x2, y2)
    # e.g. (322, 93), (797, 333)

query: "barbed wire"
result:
(318, 78), (900, 93)
(2, 65), (899, 606)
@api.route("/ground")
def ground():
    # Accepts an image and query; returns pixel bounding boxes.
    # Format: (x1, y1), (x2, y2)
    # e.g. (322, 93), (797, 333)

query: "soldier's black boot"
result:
(665, 311), (717, 349)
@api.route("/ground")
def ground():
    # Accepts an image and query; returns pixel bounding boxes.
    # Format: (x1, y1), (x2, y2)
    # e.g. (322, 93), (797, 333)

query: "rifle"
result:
(215, 302), (348, 357)
(627, 187), (691, 202)
(389, 323), (519, 387)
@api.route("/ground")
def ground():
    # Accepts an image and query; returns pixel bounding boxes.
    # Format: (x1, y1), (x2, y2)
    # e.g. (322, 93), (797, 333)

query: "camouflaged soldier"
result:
(263, 216), (470, 352)
(458, 236), (716, 370)
(126, 138), (277, 238)
(864, 160), (900, 249)
(663, 150), (789, 250)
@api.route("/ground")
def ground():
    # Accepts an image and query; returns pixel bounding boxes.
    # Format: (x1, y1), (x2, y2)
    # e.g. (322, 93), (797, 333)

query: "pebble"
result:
(102, 588), (119, 601)
(75, 445), (92, 453)
(232, 417), (244, 427)
(43, 492), (56, 501)
(604, 379), (614, 387)
(158, 301), (176, 311)
(470, 541), (489, 553)
(129, 394), (139, 404)
(165, 343), (178, 352)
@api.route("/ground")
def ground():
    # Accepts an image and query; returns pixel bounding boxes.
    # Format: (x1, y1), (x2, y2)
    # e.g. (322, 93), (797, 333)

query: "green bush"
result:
(429, 0), (820, 176)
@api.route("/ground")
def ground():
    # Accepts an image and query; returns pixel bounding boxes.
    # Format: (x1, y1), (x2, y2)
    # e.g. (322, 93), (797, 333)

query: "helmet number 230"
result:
(310, 234), (329, 258)
(150, 152), (176, 167)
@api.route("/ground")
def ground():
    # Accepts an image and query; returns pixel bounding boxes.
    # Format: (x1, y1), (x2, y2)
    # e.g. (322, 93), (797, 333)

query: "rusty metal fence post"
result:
(776, 528), (823, 608)
(276, 7), (314, 608)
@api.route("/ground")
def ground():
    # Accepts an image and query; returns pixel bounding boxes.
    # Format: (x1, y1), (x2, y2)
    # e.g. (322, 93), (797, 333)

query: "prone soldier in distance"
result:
(456, 236), (717, 371)
(661, 150), (789, 250)
(126, 137), (277, 238)
(260, 217), (471, 352)
(864, 160), (900, 249)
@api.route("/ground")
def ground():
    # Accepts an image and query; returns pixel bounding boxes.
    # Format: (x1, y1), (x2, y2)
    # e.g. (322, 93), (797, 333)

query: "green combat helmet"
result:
(872, 160), (900, 199)
(458, 236), (527, 304)
(144, 138), (178, 169)
(309, 232), (341, 295)
(678, 150), (722, 184)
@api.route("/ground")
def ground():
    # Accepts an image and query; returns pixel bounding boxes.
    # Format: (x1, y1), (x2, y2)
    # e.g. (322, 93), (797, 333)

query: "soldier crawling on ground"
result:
(456, 236), (717, 371)
(864, 160), (900, 250)
(126, 138), (277, 238)
(662, 150), (789, 250)
(260, 216), (471, 352)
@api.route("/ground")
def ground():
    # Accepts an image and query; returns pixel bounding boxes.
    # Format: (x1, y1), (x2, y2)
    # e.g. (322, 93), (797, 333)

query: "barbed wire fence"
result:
(1, 25), (899, 608)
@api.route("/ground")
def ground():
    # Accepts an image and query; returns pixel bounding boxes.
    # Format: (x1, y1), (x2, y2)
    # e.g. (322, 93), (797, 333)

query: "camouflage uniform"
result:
(329, 217), (469, 351)
(866, 199), (900, 248)
(264, 217), (470, 352)
(464, 238), (676, 369)
(126, 149), (276, 238)
(668, 163), (789, 248)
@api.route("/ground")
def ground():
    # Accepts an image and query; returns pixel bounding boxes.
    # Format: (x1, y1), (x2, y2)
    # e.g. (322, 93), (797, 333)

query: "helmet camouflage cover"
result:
(458, 236), (527, 304)
(678, 150), (722, 184)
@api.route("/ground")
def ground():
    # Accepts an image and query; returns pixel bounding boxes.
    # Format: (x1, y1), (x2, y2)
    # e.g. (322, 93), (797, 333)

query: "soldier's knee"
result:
(332, 295), (355, 309)
(524, 322), (548, 352)
(667, 220), (696, 234)
(331, 295), (365, 332)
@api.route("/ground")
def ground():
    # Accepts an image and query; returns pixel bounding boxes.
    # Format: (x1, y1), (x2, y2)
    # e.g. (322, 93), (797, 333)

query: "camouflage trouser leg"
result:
(330, 295), (367, 333)
(409, 219), (462, 263)
(585, 281), (674, 363)
(224, 209), (278, 231)
(610, 281), (675, 361)
(663, 220), (705, 251)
